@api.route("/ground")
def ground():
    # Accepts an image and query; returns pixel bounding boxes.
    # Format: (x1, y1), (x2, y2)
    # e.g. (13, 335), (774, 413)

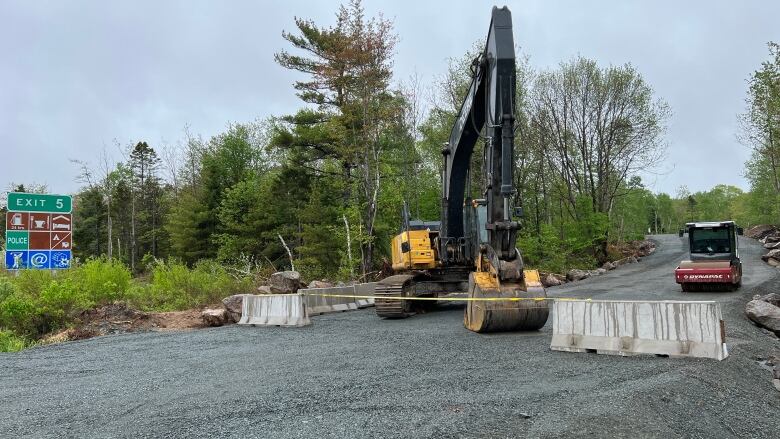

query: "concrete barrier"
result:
(238, 294), (311, 327)
(550, 299), (728, 360)
(300, 283), (376, 315)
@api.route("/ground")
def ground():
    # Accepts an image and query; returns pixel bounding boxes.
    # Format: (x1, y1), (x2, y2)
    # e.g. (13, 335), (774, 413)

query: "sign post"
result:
(4, 192), (72, 270)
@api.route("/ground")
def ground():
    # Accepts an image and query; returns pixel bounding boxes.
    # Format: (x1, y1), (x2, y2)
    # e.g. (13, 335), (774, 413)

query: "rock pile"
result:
(541, 254), (643, 287)
(746, 225), (780, 267)
(633, 240), (656, 257)
(746, 224), (779, 240)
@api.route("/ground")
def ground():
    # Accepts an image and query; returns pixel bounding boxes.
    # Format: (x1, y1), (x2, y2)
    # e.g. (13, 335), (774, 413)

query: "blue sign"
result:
(28, 250), (50, 269)
(50, 251), (71, 269)
(5, 251), (28, 269)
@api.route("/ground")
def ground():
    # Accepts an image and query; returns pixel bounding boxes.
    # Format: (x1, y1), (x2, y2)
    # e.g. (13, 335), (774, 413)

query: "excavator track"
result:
(375, 274), (416, 318)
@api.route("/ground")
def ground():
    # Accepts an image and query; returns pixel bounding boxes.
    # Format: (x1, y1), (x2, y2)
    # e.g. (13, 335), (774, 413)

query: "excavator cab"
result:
(391, 221), (439, 271)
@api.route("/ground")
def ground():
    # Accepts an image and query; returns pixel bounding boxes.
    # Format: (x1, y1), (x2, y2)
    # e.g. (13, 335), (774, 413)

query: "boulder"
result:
(761, 249), (780, 263)
(773, 379), (780, 392)
(567, 269), (590, 282)
(768, 259), (780, 268)
(257, 285), (273, 295)
(269, 271), (303, 294)
(542, 274), (564, 287)
(602, 261), (617, 271)
(746, 224), (778, 240)
(222, 294), (250, 323)
(757, 293), (780, 307)
(745, 299), (780, 335)
(308, 280), (334, 289)
(763, 234), (780, 244)
(764, 241), (780, 250)
(201, 308), (227, 327)
(593, 268), (607, 276)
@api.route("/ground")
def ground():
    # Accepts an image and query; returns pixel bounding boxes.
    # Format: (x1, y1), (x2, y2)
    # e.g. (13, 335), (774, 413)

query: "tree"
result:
(128, 141), (164, 270)
(166, 123), (267, 264)
(740, 42), (780, 224)
(274, 0), (403, 275)
(529, 57), (670, 261)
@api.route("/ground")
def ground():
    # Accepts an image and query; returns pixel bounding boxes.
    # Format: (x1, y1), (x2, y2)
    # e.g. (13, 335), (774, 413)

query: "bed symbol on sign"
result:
(51, 214), (71, 231)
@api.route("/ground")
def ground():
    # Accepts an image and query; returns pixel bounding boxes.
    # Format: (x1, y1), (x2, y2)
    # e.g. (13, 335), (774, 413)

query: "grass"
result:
(0, 329), (31, 353)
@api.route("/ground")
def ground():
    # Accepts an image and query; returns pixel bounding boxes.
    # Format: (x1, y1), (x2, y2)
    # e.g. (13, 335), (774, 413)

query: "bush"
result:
(12, 269), (56, 297)
(37, 279), (93, 332)
(72, 258), (131, 304)
(0, 258), (131, 338)
(0, 294), (40, 337)
(0, 330), (30, 353)
(0, 277), (16, 303)
(0, 257), (255, 343)
(133, 259), (253, 311)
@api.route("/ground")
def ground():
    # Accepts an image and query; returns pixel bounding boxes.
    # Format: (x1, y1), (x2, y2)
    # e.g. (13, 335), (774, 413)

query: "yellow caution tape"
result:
(300, 293), (592, 302)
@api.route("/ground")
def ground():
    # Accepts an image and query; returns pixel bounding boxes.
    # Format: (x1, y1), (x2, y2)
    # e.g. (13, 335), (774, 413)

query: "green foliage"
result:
(518, 224), (567, 273)
(73, 258), (132, 304)
(0, 259), (130, 337)
(0, 330), (30, 353)
(166, 189), (212, 265)
(131, 260), (253, 311)
(0, 257), (255, 343)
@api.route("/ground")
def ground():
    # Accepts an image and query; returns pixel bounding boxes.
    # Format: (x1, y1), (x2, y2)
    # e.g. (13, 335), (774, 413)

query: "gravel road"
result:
(2, 235), (779, 438)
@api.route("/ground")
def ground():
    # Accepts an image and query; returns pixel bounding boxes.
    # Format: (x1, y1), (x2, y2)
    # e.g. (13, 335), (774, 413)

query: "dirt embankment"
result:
(43, 303), (207, 344)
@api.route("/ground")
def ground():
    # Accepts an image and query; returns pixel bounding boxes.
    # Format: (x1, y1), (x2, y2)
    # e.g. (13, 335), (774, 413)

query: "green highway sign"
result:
(7, 192), (72, 213)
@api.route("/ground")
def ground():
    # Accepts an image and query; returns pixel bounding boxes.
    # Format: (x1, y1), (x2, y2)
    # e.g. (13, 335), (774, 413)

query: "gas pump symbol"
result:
(11, 213), (23, 227)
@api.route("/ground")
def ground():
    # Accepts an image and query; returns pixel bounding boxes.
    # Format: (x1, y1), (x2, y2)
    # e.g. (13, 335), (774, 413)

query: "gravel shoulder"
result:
(1, 234), (779, 438)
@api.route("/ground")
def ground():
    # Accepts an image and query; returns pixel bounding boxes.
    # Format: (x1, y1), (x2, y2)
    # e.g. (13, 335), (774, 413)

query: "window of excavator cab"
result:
(690, 227), (731, 254)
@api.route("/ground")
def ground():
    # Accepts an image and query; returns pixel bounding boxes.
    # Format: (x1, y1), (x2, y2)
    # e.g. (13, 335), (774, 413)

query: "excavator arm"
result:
(441, 6), (519, 266)
(444, 6), (548, 332)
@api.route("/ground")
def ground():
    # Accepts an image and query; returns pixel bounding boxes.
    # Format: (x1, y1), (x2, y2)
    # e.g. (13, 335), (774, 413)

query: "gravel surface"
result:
(1, 235), (779, 438)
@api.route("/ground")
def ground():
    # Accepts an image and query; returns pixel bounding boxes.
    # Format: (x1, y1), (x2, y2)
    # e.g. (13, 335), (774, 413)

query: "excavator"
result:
(375, 6), (549, 333)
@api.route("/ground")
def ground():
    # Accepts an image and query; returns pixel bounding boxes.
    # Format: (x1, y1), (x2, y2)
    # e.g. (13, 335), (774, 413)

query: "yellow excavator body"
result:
(391, 230), (437, 271)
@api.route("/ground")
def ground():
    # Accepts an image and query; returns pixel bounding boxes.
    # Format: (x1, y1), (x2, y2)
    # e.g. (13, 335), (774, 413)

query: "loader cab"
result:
(686, 221), (739, 263)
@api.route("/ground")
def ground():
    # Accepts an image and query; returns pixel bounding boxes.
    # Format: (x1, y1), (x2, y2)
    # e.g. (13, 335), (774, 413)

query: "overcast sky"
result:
(1, 0), (778, 196)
